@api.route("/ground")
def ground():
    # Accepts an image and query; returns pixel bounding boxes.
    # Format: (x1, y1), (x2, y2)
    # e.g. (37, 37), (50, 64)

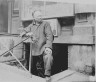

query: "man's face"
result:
(33, 11), (42, 22)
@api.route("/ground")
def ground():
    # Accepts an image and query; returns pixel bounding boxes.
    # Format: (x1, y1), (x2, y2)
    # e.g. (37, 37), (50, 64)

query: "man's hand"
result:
(20, 32), (26, 37)
(26, 32), (33, 36)
(44, 48), (52, 55)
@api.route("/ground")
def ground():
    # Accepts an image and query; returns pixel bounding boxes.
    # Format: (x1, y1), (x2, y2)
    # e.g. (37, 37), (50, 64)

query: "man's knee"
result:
(43, 53), (53, 64)
(44, 53), (53, 59)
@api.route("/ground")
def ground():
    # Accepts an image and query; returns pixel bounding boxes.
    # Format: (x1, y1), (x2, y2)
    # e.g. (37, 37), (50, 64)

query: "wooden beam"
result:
(8, 0), (12, 33)
(34, 0), (96, 5)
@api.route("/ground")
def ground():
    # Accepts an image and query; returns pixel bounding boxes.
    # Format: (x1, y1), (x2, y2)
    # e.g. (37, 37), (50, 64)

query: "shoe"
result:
(45, 76), (51, 82)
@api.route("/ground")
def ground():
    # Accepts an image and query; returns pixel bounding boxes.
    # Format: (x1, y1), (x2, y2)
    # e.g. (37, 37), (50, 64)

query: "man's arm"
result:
(44, 22), (54, 49)
(20, 24), (32, 37)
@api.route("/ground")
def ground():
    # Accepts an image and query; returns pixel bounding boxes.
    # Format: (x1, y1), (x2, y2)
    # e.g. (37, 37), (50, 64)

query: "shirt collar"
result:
(32, 20), (42, 26)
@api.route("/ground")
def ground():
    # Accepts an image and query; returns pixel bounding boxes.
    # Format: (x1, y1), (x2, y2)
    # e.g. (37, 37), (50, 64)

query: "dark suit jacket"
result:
(21, 21), (53, 56)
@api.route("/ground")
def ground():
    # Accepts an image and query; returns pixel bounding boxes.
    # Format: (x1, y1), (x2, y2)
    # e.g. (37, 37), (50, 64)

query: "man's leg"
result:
(36, 55), (45, 78)
(43, 52), (53, 77)
(31, 56), (38, 76)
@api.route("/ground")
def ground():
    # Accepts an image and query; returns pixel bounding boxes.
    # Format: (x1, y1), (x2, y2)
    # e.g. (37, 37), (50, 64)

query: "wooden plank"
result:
(51, 70), (75, 82)
(54, 71), (89, 82)
(53, 35), (93, 44)
(34, 0), (96, 5)
(45, 3), (74, 18)
(8, 1), (12, 33)
(75, 4), (96, 13)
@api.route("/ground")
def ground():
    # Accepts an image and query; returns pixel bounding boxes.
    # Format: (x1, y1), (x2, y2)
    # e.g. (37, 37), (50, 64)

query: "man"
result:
(20, 10), (53, 82)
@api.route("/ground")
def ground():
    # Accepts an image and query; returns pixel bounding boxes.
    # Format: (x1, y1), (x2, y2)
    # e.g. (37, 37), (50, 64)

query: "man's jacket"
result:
(21, 21), (53, 56)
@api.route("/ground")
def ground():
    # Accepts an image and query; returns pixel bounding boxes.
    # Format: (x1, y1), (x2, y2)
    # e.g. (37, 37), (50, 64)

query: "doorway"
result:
(24, 43), (68, 76)
(51, 43), (68, 75)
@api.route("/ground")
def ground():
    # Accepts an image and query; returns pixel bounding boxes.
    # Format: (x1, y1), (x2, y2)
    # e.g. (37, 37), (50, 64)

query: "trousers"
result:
(31, 52), (53, 78)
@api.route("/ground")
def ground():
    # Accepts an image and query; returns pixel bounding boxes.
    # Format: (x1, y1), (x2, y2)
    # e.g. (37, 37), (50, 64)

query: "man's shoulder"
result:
(26, 23), (33, 28)
(42, 20), (50, 26)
